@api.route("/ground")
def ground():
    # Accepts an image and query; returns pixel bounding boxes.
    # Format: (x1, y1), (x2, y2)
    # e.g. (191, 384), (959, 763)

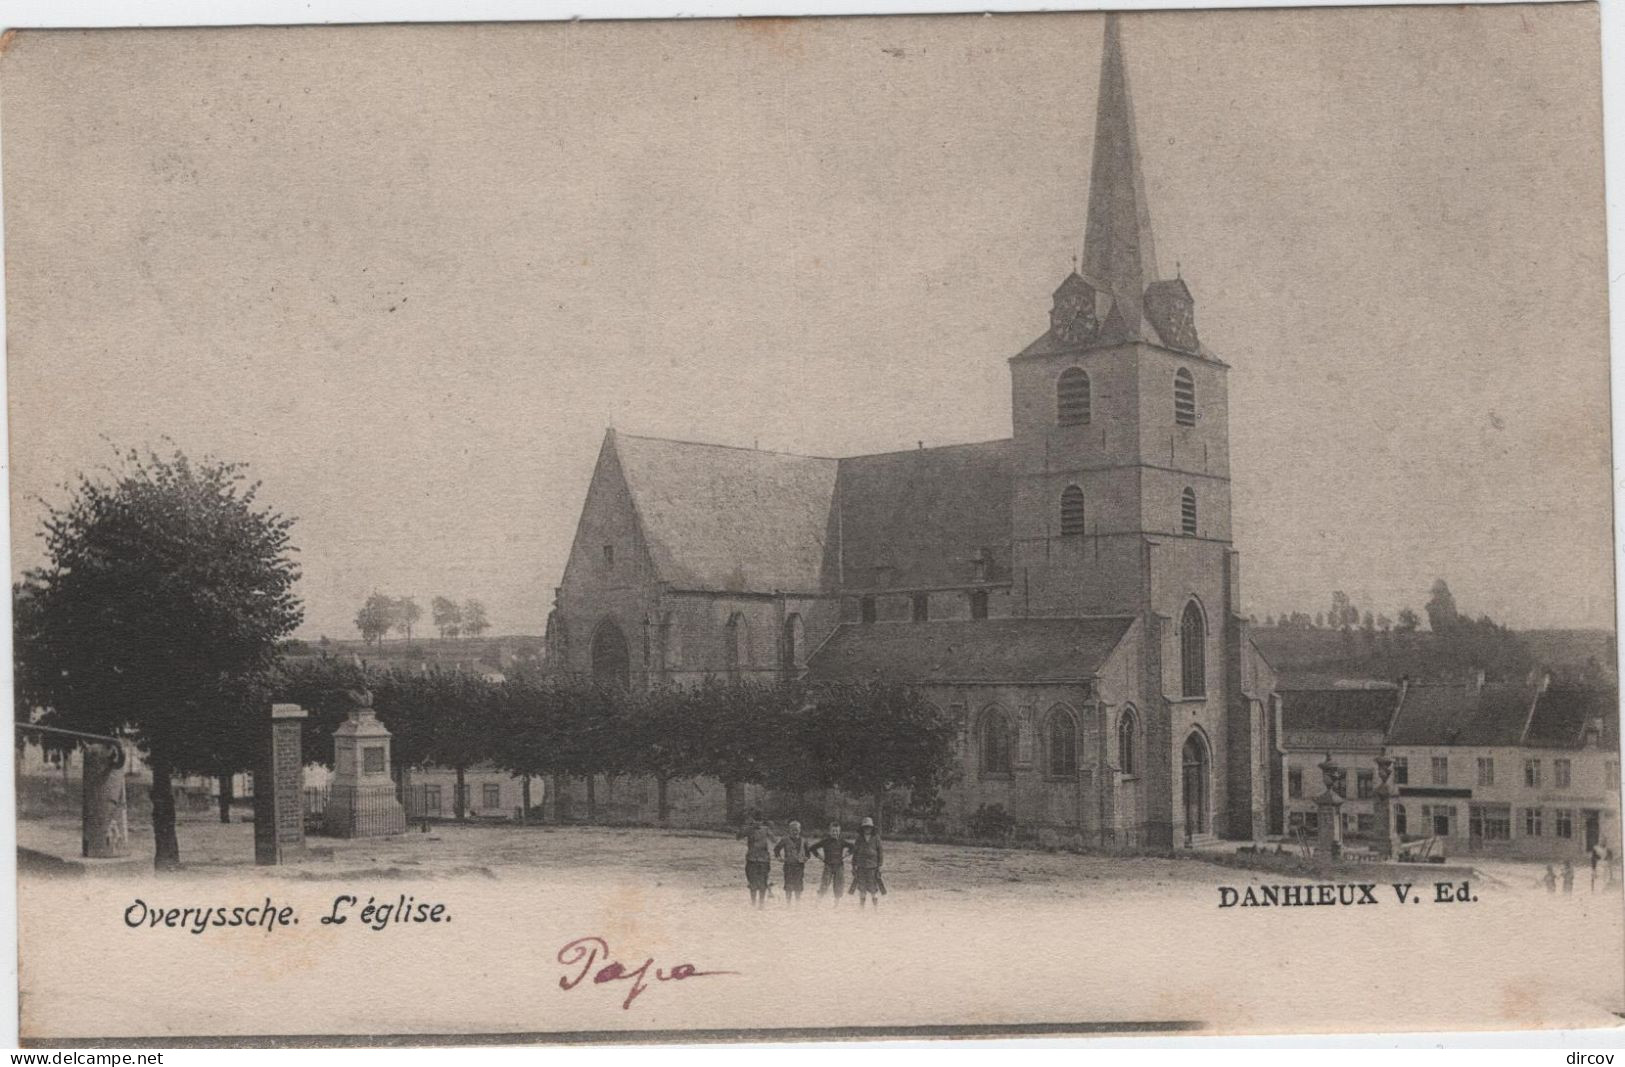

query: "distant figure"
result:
(739, 810), (774, 909)
(1544, 865), (1558, 894)
(1591, 843), (1605, 891)
(1562, 860), (1575, 894)
(810, 822), (851, 904)
(849, 816), (886, 908)
(774, 820), (810, 906)
(1608, 845), (1617, 887)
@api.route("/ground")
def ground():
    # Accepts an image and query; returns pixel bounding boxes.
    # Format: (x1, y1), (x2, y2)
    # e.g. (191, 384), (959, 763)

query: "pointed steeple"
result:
(1083, 13), (1159, 330)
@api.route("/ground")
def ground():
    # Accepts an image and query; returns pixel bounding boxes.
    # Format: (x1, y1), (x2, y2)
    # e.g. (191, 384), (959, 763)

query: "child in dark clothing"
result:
(774, 820), (810, 906)
(809, 822), (851, 905)
(738, 811), (775, 909)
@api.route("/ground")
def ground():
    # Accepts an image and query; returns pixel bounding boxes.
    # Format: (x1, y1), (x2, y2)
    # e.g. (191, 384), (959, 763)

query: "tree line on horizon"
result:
(1255, 579), (1553, 684)
(352, 592), (491, 645)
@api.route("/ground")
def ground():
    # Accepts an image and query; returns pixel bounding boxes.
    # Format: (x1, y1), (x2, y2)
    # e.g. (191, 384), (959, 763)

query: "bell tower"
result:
(1008, 14), (1246, 846)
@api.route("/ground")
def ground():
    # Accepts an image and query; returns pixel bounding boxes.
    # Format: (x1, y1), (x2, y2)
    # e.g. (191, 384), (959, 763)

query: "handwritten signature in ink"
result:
(556, 935), (736, 1010)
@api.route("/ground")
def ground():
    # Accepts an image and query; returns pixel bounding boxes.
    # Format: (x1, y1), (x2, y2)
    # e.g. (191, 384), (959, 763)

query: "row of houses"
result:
(1276, 674), (1619, 860)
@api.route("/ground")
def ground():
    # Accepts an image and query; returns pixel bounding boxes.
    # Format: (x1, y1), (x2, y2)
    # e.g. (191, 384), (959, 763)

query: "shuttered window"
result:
(1181, 487), (1197, 535)
(1060, 485), (1086, 536)
(1174, 368), (1196, 426)
(1057, 367), (1091, 426)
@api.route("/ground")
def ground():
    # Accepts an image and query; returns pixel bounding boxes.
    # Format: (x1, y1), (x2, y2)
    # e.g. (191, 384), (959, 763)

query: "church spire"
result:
(1082, 13), (1159, 325)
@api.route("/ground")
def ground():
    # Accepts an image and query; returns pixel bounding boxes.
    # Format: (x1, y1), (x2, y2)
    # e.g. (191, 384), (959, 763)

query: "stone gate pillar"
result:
(1371, 753), (1396, 861)
(81, 742), (129, 859)
(255, 703), (308, 865)
(1314, 752), (1345, 860)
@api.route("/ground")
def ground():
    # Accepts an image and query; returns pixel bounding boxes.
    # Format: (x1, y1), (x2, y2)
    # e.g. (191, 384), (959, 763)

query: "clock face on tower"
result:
(1051, 283), (1098, 344)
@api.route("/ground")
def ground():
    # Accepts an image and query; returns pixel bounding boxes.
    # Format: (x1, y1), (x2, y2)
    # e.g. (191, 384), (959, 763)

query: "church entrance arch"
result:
(591, 619), (630, 689)
(1181, 729), (1211, 843)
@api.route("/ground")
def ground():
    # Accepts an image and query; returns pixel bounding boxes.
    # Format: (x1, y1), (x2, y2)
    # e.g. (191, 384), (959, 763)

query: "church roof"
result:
(835, 440), (1013, 591)
(612, 432), (838, 593)
(805, 616), (1135, 685)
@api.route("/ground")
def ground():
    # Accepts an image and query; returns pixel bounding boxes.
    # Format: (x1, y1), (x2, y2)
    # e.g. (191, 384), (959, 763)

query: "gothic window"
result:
(1180, 599), (1206, 698)
(912, 594), (929, 622)
(1174, 367), (1196, 427)
(1047, 708), (1078, 776)
(1060, 485), (1086, 536)
(980, 708), (1013, 775)
(782, 613), (805, 670)
(1181, 487), (1197, 535)
(1118, 707), (1138, 775)
(860, 596), (877, 624)
(1057, 368), (1092, 426)
(969, 590), (989, 620)
(657, 612), (679, 680)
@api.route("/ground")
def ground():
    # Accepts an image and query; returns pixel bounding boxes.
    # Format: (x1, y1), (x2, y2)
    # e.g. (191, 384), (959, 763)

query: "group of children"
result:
(738, 812), (886, 909)
(1542, 844), (1618, 894)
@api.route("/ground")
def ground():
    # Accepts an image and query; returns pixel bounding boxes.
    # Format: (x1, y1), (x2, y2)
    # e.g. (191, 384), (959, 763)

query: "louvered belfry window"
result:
(1181, 487), (1197, 535)
(1174, 368), (1196, 426)
(1060, 485), (1086, 536)
(1057, 367), (1091, 426)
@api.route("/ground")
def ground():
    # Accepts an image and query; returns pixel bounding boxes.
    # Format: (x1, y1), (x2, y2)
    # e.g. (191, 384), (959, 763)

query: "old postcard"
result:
(4, 3), (1620, 1045)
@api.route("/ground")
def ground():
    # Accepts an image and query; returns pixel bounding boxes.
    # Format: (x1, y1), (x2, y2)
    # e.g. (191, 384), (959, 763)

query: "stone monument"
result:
(1314, 752), (1345, 860)
(324, 690), (407, 837)
(255, 703), (308, 865)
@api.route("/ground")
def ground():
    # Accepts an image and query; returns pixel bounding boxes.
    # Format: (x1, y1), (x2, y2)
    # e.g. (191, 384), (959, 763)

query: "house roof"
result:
(612, 433), (838, 594)
(835, 440), (1014, 591)
(1387, 682), (1538, 748)
(1279, 687), (1401, 735)
(1523, 683), (1620, 750)
(805, 616), (1135, 685)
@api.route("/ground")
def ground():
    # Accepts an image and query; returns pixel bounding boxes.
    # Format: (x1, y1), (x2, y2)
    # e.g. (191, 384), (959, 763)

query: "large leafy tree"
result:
(15, 448), (302, 869)
(801, 682), (960, 827)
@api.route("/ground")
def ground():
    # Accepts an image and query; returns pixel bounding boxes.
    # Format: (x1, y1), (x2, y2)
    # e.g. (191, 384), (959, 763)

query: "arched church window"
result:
(1181, 600), (1206, 698)
(1047, 708), (1078, 776)
(1057, 368), (1091, 426)
(1174, 368), (1197, 427)
(1060, 485), (1086, 536)
(1118, 707), (1138, 775)
(1181, 487), (1197, 535)
(980, 708), (1013, 775)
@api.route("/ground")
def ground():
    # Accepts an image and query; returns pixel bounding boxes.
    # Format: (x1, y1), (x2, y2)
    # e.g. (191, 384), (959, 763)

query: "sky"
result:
(1, 5), (1614, 638)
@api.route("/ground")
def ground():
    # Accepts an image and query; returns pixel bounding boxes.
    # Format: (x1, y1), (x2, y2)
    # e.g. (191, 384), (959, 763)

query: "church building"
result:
(547, 16), (1279, 847)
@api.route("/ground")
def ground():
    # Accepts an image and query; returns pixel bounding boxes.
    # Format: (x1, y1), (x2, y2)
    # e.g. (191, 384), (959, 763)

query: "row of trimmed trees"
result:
(273, 657), (961, 827)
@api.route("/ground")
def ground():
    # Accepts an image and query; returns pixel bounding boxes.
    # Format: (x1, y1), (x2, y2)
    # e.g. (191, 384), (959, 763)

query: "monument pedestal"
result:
(324, 700), (406, 838)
